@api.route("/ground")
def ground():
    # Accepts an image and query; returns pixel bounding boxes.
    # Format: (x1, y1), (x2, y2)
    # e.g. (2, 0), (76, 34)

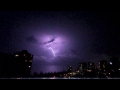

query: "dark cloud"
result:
(43, 38), (55, 44)
(26, 36), (38, 44)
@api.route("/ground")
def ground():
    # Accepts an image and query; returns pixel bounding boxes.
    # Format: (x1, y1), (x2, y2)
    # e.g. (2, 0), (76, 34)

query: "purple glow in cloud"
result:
(46, 43), (56, 57)
(37, 33), (69, 57)
(49, 47), (55, 57)
(30, 27), (74, 58)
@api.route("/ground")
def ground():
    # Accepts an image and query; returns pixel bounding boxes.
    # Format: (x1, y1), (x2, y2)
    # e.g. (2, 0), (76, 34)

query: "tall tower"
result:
(87, 62), (95, 77)
(108, 57), (120, 77)
(67, 66), (72, 72)
(78, 62), (87, 76)
(12, 50), (33, 77)
(97, 60), (108, 77)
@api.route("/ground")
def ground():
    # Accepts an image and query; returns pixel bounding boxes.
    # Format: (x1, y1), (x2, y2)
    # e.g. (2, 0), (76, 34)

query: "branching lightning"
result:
(43, 36), (58, 57)
(46, 43), (56, 57)
(49, 47), (55, 57)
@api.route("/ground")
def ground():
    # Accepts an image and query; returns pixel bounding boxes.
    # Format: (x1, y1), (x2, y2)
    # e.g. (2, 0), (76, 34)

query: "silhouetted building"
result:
(12, 50), (33, 77)
(88, 62), (95, 70)
(87, 62), (95, 77)
(97, 60), (108, 78)
(67, 66), (73, 77)
(67, 66), (72, 72)
(78, 62), (87, 77)
(108, 57), (120, 77)
(0, 52), (12, 77)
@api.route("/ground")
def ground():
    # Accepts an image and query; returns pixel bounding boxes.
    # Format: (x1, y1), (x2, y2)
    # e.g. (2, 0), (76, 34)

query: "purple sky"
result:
(0, 11), (120, 73)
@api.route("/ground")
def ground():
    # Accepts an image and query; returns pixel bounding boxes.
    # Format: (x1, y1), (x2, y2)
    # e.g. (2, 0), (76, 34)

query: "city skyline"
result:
(0, 11), (120, 73)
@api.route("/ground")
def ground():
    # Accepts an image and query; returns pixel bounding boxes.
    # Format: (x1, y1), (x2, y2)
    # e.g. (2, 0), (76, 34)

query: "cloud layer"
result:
(26, 35), (38, 44)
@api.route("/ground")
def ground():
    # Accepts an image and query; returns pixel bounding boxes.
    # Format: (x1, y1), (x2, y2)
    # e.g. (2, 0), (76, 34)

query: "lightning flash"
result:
(49, 47), (56, 57)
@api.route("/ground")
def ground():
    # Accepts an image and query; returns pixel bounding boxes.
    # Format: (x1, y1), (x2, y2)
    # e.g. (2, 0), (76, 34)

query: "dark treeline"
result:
(31, 71), (67, 77)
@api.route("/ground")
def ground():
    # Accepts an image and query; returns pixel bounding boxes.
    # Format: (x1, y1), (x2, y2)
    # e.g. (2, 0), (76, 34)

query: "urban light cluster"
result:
(64, 57), (120, 78)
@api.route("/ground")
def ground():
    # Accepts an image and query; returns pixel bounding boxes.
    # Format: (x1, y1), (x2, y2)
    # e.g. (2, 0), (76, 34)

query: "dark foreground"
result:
(0, 77), (120, 79)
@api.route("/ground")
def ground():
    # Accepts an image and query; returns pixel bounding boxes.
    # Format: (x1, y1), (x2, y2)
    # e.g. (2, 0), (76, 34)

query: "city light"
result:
(15, 54), (19, 57)
(110, 62), (112, 65)
(28, 66), (31, 68)
(1, 50), (120, 78)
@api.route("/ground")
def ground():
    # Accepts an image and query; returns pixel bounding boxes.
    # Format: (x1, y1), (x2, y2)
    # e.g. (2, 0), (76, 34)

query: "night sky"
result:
(0, 11), (120, 74)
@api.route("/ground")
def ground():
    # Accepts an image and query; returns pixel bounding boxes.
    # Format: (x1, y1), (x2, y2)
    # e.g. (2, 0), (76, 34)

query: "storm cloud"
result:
(0, 11), (120, 73)
(26, 35), (38, 44)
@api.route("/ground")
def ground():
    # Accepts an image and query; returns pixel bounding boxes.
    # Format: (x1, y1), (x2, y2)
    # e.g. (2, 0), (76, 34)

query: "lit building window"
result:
(25, 60), (27, 62)
(15, 54), (19, 57)
(103, 65), (105, 68)
(119, 68), (120, 70)
(30, 60), (32, 62)
(110, 62), (112, 65)
(28, 66), (31, 68)
(87, 70), (92, 72)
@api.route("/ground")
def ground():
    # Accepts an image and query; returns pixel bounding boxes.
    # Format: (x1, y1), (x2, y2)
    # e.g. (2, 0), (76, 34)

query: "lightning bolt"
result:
(49, 47), (55, 57)
(45, 41), (56, 57)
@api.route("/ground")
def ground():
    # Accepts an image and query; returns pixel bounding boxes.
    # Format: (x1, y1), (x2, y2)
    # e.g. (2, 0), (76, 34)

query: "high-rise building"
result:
(67, 66), (73, 77)
(97, 60), (108, 77)
(87, 62), (95, 77)
(87, 62), (95, 70)
(99, 60), (107, 70)
(11, 50), (33, 77)
(0, 50), (33, 77)
(78, 62), (87, 77)
(108, 57), (120, 77)
(67, 66), (72, 72)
